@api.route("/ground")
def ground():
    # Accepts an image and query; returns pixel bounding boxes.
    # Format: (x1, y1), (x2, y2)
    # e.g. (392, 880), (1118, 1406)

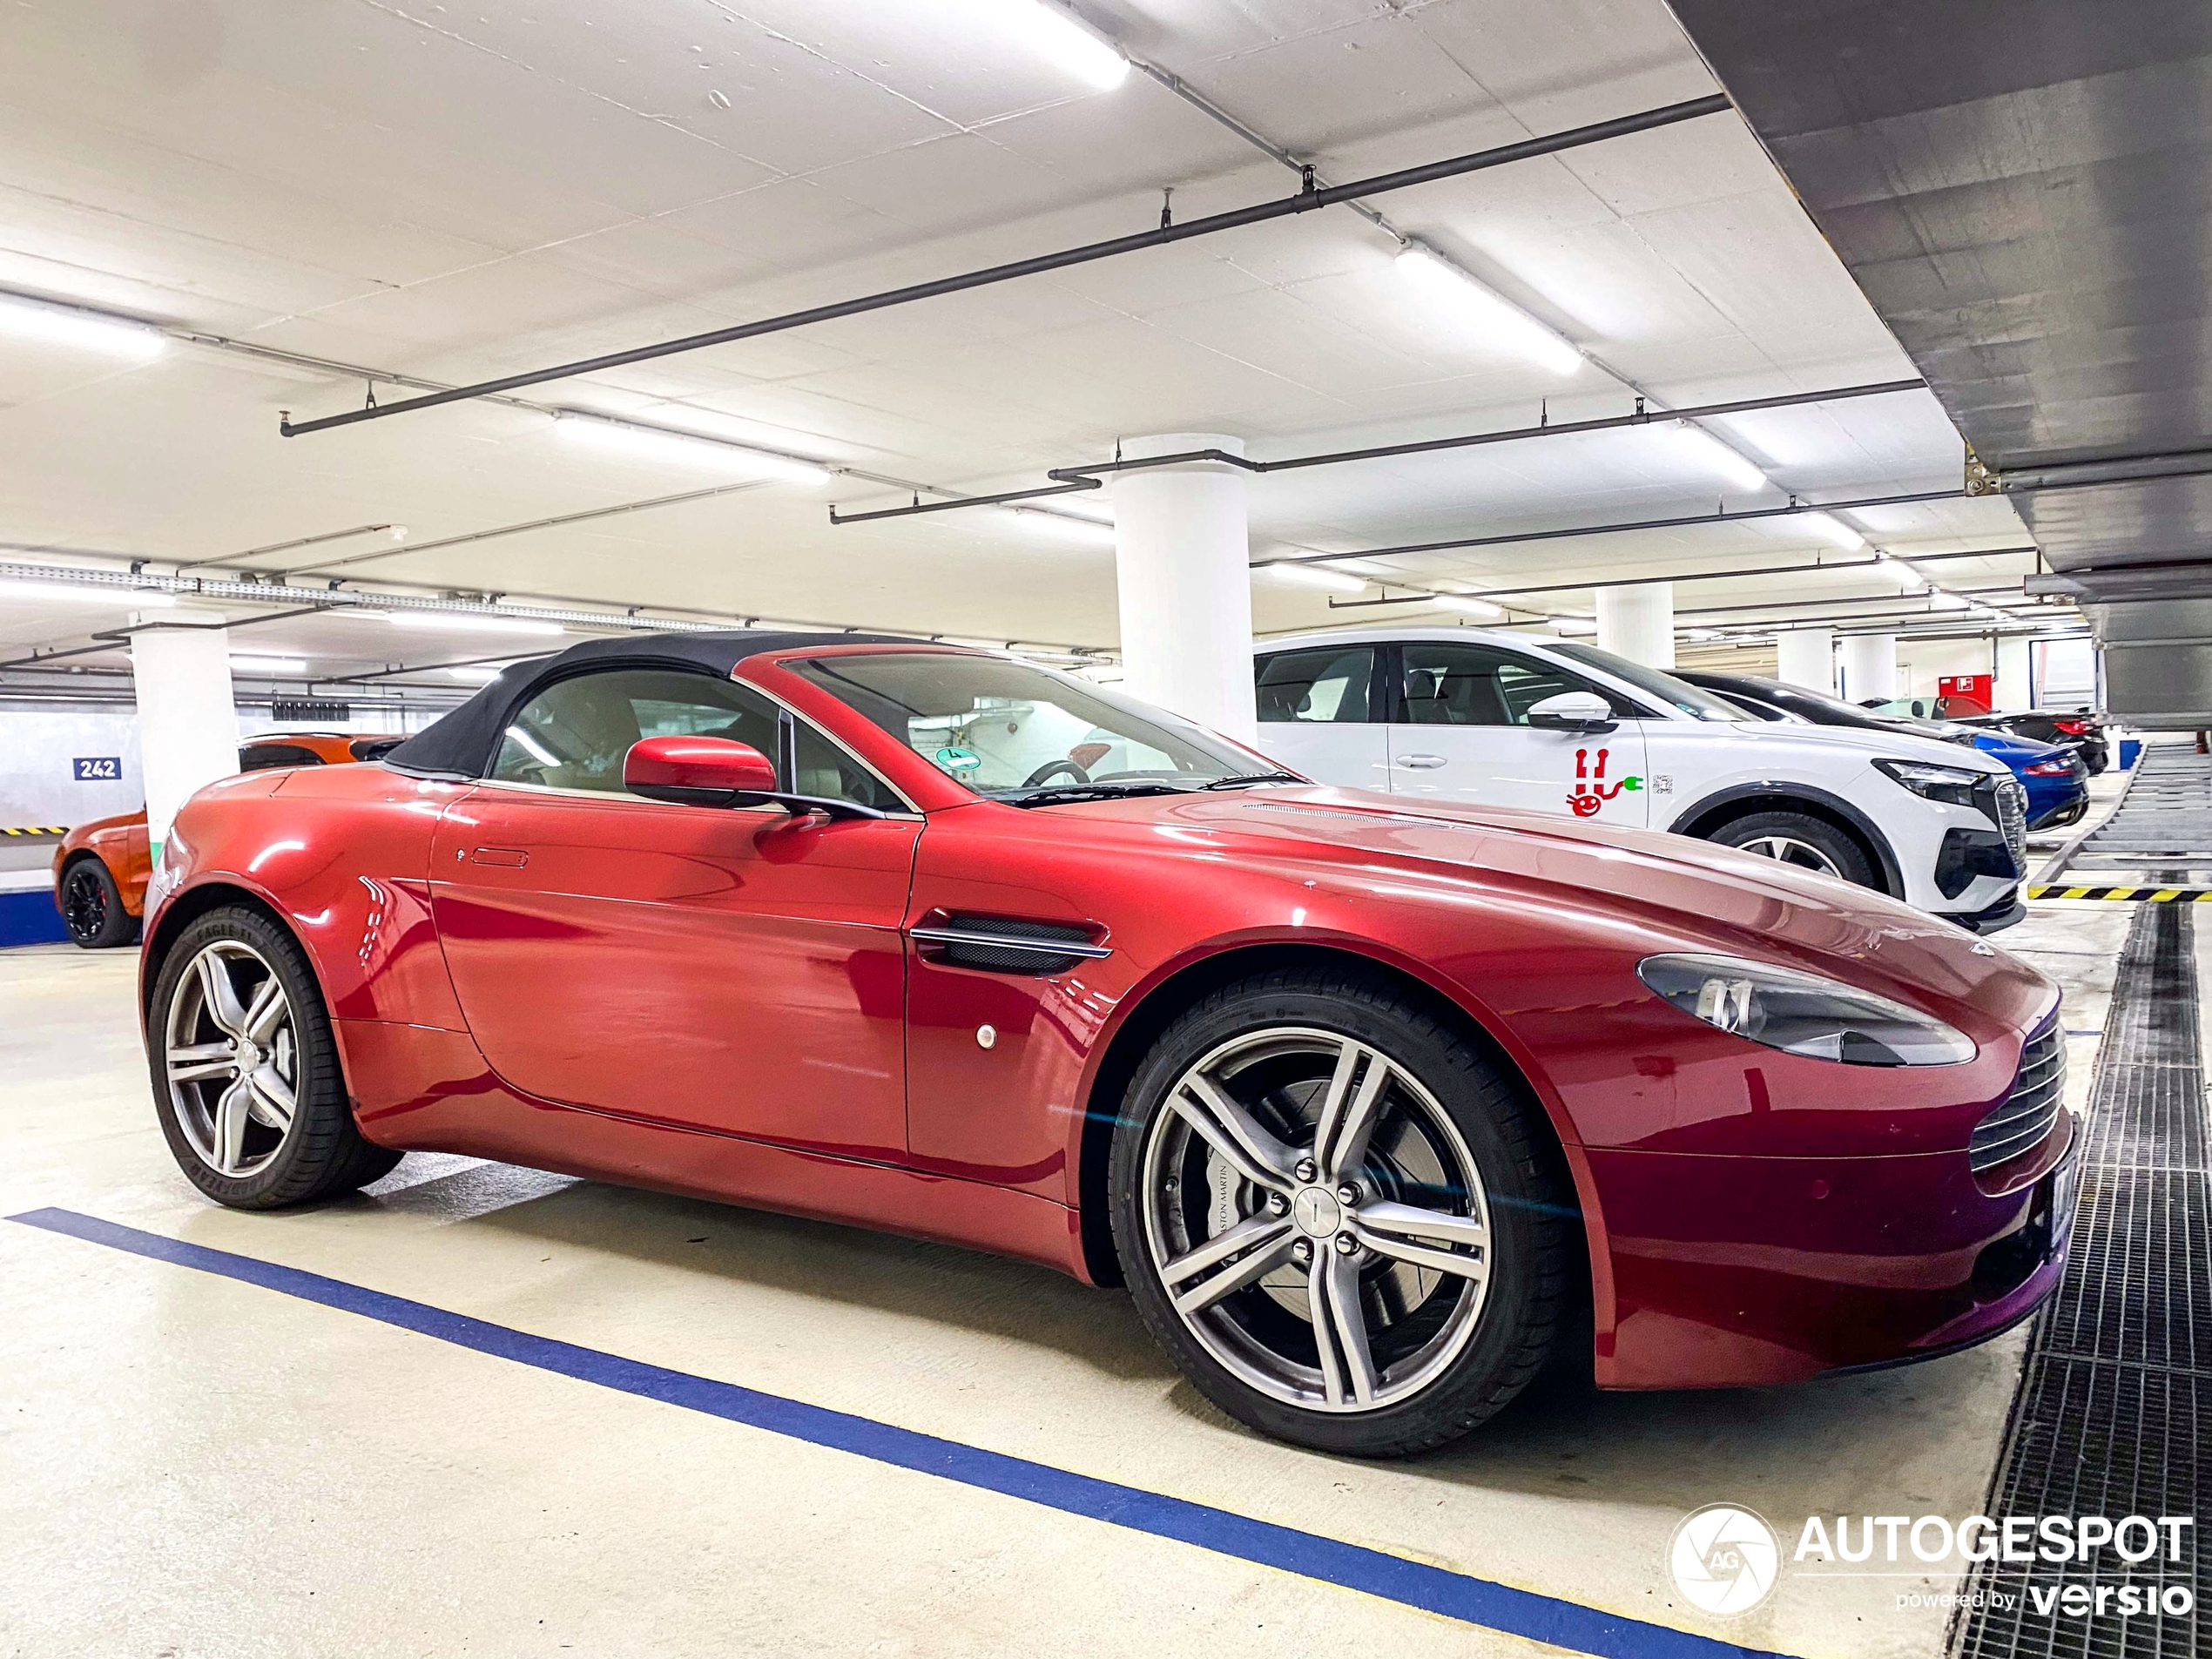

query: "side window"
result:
(790, 721), (902, 812)
(491, 669), (780, 793)
(1399, 644), (1629, 726)
(1255, 646), (1376, 724)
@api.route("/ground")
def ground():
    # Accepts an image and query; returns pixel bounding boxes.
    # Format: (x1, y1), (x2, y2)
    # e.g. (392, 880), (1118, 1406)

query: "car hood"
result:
(1047, 785), (2053, 1032)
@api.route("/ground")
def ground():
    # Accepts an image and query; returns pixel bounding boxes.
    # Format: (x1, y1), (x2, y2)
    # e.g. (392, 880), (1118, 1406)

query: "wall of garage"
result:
(0, 702), (442, 831)
(0, 707), (144, 828)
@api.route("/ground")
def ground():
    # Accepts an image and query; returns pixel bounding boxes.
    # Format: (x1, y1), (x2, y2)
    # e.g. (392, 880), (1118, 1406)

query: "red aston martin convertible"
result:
(139, 631), (2075, 1455)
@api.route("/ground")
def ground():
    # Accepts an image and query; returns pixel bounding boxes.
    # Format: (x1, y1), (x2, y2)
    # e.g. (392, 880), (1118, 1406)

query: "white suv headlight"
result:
(1873, 758), (1990, 813)
(1638, 953), (1976, 1067)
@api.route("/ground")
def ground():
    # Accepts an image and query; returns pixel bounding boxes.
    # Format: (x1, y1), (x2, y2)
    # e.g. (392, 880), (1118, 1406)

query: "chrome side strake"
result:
(907, 926), (1112, 961)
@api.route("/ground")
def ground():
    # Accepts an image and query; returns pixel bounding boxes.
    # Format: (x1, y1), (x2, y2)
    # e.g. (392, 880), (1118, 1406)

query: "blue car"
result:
(1676, 671), (2091, 830)
(1966, 727), (2089, 830)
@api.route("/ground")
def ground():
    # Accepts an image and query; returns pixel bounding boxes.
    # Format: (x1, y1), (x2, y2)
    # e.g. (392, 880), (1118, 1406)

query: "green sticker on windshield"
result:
(936, 746), (982, 772)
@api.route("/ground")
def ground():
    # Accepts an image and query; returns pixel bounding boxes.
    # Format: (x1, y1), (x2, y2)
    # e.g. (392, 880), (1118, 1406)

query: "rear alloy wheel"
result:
(1109, 970), (1573, 1456)
(1707, 809), (1877, 890)
(148, 907), (401, 1208)
(60, 858), (137, 949)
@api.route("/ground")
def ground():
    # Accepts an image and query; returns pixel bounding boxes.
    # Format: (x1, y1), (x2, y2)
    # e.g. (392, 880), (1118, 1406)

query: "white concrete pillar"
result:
(1595, 582), (1673, 669)
(1774, 626), (1836, 694)
(1110, 433), (1256, 741)
(132, 609), (239, 853)
(1993, 635), (2033, 711)
(1838, 632), (1898, 704)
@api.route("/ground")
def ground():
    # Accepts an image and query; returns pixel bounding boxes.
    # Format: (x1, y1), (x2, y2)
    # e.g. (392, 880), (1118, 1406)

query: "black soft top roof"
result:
(384, 629), (920, 778)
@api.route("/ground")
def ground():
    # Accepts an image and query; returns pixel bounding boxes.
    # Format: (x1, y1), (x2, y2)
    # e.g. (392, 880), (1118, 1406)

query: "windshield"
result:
(1757, 679), (1925, 731)
(1546, 642), (1752, 722)
(789, 653), (1268, 799)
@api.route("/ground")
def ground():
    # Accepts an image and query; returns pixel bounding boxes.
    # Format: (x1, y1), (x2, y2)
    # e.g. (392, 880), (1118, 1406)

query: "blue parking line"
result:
(10, 1206), (1784, 1659)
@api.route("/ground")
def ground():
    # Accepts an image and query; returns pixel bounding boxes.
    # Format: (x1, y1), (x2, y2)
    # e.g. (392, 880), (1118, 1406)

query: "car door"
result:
(430, 664), (919, 1159)
(1251, 643), (1389, 790)
(1386, 641), (1649, 825)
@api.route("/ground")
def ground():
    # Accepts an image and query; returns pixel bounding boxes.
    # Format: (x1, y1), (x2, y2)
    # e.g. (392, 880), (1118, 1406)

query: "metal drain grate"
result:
(1952, 902), (2212, 1658)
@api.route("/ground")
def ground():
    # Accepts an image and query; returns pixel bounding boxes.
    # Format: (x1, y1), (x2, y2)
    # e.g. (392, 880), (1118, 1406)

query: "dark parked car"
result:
(1682, 671), (2089, 832)
(1954, 711), (2109, 776)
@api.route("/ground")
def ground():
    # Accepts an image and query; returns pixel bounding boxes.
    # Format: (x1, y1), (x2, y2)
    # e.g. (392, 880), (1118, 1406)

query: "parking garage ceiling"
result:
(0, 0), (2071, 694)
(1669, 0), (2212, 710)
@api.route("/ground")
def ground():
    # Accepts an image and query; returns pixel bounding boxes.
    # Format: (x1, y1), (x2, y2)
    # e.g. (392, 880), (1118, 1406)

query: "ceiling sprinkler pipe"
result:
(278, 96), (1732, 437)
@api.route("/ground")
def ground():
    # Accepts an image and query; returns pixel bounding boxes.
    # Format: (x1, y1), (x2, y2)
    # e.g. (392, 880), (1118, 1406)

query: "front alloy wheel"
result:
(1731, 834), (1844, 879)
(1143, 1028), (1492, 1413)
(1110, 970), (1575, 1456)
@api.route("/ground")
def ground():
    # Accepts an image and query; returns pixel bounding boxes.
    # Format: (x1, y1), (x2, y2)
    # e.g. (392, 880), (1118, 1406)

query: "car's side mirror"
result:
(625, 735), (778, 806)
(1527, 691), (1618, 734)
(623, 735), (889, 819)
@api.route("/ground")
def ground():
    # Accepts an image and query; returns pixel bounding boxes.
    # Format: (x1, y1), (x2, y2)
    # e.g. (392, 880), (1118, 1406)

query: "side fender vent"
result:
(911, 914), (1110, 975)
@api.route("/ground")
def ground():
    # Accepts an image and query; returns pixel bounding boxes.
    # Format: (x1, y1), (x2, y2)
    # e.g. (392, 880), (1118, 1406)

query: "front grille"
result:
(1994, 778), (2028, 868)
(1969, 1016), (2067, 1176)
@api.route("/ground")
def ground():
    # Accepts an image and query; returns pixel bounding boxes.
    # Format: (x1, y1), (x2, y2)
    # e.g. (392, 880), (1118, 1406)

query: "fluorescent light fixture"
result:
(229, 655), (308, 675)
(447, 666), (503, 685)
(1877, 553), (1926, 591)
(972, 0), (1129, 89)
(0, 291), (167, 360)
(1672, 421), (1770, 493)
(1932, 592), (1967, 611)
(0, 578), (174, 609)
(1798, 511), (1866, 550)
(376, 610), (567, 637)
(1683, 627), (1723, 641)
(553, 411), (832, 486)
(1005, 505), (1116, 548)
(1433, 595), (1506, 620)
(1258, 563), (1367, 595)
(1548, 617), (1599, 636)
(1394, 244), (1583, 376)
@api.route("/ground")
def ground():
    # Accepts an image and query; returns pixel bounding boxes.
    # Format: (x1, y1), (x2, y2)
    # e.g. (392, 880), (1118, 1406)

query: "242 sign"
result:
(71, 756), (122, 782)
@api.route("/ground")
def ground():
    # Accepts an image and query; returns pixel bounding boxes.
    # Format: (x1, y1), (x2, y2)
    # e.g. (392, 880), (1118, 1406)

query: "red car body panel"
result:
(139, 648), (2072, 1390)
(427, 786), (918, 1159)
(54, 732), (401, 921)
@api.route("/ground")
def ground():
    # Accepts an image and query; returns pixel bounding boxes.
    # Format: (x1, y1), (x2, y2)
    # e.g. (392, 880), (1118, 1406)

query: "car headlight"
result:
(1873, 757), (1991, 811)
(1637, 953), (1976, 1066)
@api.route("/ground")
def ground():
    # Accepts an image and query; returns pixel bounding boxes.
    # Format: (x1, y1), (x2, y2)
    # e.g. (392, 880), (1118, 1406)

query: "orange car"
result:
(52, 732), (403, 948)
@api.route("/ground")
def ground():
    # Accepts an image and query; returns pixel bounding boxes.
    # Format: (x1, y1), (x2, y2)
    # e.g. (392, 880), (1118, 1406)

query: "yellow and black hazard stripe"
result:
(0, 826), (67, 837)
(2027, 885), (2212, 901)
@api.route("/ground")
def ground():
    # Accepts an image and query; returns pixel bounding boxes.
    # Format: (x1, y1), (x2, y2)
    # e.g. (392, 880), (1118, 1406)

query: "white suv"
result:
(1252, 629), (2030, 934)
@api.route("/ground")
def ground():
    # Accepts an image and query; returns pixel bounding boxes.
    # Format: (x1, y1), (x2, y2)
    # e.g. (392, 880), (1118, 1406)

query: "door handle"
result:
(469, 846), (529, 868)
(1393, 754), (1447, 770)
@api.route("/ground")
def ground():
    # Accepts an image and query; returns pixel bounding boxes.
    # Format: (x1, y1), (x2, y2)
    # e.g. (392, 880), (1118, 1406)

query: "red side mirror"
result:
(624, 735), (778, 806)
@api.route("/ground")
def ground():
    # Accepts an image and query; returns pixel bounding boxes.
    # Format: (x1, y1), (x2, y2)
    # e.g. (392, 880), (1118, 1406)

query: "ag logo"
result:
(1668, 1504), (1780, 1616)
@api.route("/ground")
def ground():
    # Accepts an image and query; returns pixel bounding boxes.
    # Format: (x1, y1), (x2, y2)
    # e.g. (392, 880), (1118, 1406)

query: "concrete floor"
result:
(0, 872), (2131, 1659)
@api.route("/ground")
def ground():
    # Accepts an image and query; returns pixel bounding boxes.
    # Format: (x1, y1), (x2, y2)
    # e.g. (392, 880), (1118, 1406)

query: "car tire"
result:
(59, 857), (138, 949)
(146, 906), (402, 1209)
(1705, 809), (1878, 889)
(1108, 966), (1575, 1457)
